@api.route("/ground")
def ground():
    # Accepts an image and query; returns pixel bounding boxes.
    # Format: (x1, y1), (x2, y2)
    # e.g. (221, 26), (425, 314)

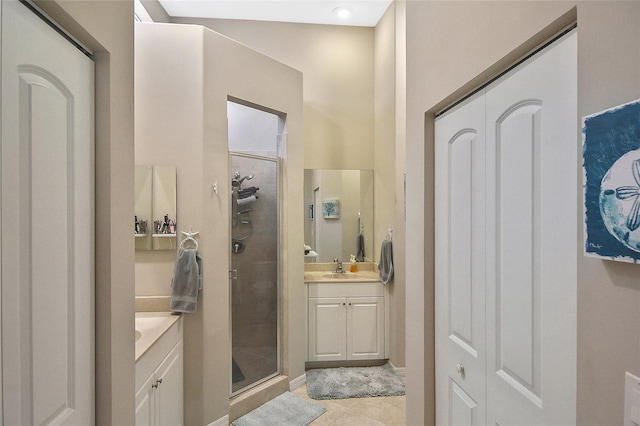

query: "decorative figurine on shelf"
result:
(153, 214), (177, 234)
(135, 215), (140, 234)
(162, 214), (170, 234)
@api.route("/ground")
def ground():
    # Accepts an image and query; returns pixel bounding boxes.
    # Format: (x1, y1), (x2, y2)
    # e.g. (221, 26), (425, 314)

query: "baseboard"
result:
(389, 360), (406, 378)
(289, 373), (306, 390)
(207, 415), (229, 426)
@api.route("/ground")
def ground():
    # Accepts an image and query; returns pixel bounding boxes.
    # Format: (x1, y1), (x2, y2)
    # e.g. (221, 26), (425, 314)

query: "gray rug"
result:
(305, 363), (405, 400)
(232, 391), (326, 426)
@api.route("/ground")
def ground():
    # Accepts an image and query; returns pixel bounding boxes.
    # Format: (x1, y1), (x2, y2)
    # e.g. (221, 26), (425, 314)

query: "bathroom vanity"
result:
(305, 267), (388, 363)
(135, 312), (183, 426)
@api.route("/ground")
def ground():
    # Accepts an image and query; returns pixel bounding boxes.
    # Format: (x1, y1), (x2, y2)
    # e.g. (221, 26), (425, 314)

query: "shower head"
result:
(232, 172), (255, 187)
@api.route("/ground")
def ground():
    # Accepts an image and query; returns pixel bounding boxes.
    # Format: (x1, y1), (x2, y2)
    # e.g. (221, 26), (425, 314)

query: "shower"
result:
(229, 153), (280, 396)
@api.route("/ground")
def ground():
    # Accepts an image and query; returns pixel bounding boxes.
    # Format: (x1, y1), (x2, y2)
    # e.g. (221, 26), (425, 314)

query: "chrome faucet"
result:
(333, 258), (344, 274)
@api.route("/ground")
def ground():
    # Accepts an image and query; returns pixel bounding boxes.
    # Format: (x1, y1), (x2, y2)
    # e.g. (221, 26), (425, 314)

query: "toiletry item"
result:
(350, 254), (358, 272)
(238, 186), (259, 198)
(237, 195), (257, 206)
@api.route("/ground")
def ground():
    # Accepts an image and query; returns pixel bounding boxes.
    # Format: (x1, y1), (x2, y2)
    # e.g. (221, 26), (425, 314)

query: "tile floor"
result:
(291, 384), (406, 425)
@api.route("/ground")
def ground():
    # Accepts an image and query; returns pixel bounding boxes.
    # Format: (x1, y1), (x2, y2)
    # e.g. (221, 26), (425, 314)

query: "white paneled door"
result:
(435, 91), (487, 425)
(1, 1), (94, 424)
(435, 31), (577, 425)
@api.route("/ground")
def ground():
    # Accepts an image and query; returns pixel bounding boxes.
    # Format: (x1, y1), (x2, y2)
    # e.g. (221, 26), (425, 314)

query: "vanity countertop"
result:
(135, 311), (181, 362)
(304, 269), (380, 283)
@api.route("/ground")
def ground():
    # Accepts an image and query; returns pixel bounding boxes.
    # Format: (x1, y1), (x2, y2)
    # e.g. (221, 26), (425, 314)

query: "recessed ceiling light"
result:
(333, 7), (351, 19)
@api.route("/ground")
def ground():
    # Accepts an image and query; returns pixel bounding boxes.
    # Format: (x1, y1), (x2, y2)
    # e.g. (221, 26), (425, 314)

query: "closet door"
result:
(435, 30), (577, 425)
(1, 1), (94, 424)
(484, 31), (576, 425)
(435, 91), (487, 425)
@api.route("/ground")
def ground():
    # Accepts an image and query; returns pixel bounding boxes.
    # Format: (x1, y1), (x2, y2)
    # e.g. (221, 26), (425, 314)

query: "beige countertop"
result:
(304, 269), (380, 283)
(135, 311), (181, 361)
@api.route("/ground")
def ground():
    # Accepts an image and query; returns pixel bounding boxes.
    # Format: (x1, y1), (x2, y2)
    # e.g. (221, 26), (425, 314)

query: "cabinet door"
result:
(135, 374), (156, 426)
(156, 340), (183, 426)
(308, 297), (346, 361)
(347, 297), (384, 360)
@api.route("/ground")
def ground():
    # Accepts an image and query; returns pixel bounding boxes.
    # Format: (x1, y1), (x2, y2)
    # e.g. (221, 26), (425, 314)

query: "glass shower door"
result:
(230, 153), (280, 396)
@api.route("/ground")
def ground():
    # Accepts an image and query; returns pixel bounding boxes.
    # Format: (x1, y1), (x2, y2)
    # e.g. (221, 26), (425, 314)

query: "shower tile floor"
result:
(231, 346), (277, 394)
(291, 384), (406, 425)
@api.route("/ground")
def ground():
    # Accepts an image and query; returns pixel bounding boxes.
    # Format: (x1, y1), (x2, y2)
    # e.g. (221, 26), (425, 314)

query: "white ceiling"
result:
(157, 0), (393, 27)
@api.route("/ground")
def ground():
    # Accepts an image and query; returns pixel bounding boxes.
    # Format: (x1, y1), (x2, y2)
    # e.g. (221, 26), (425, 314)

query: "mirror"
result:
(135, 165), (177, 250)
(135, 166), (152, 250)
(304, 169), (373, 263)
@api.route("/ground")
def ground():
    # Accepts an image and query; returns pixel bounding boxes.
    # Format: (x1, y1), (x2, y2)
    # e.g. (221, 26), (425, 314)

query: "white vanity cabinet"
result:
(135, 315), (183, 426)
(307, 281), (386, 362)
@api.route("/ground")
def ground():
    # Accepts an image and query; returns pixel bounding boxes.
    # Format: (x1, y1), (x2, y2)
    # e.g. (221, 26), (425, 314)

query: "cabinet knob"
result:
(456, 363), (465, 376)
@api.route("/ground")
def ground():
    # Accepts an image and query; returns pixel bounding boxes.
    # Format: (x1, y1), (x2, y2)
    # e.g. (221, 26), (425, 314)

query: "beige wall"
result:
(170, 17), (375, 171)
(32, 1), (136, 424)
(178, 15), (410, 367)
(135, 22), (304, 424)
(375, 4), (406, 369)
(187, 14), (408, 371)
(404, 1), (640, 424)
(575, 3), (640, 424)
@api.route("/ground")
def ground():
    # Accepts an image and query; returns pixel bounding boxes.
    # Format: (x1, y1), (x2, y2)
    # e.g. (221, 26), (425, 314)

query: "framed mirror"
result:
(304, 169), (373, 263)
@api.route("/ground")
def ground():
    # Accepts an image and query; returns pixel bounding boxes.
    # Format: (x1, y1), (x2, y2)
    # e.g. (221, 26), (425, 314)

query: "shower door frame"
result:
(228, 151), (282, 397)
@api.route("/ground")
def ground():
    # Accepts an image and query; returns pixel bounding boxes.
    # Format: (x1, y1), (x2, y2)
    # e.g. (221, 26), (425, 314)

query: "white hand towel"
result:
(170, 247), (202, 313)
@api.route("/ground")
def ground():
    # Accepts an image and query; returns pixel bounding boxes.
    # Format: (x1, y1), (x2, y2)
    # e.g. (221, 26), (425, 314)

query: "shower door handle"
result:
(229, 269), (238, 280)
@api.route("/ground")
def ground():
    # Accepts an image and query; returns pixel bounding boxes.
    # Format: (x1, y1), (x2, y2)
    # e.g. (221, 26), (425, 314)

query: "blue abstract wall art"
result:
(583, 99), (640, 262)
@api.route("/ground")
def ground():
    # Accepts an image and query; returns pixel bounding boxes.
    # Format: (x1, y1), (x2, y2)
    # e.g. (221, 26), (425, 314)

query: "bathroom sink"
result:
(135, 312), (181, 361)
(322, 273), (361, 279)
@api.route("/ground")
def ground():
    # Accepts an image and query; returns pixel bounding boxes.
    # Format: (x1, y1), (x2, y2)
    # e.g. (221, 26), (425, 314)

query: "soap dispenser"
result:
(350, 254), (358, 273)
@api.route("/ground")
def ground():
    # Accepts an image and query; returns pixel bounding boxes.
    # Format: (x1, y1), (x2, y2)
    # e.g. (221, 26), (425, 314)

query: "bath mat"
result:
(306, 363), (405, 400)
(232, 391), (326, 426)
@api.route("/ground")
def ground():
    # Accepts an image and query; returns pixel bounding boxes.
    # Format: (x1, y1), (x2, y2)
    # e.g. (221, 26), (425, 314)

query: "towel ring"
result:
(180, 230), (199, 250)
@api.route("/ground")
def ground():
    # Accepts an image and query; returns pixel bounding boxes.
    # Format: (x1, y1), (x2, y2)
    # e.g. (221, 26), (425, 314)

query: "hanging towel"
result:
(378, 239), (394, 285)
(170, 247), (202, 313)
(356, 232), (365, 262)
